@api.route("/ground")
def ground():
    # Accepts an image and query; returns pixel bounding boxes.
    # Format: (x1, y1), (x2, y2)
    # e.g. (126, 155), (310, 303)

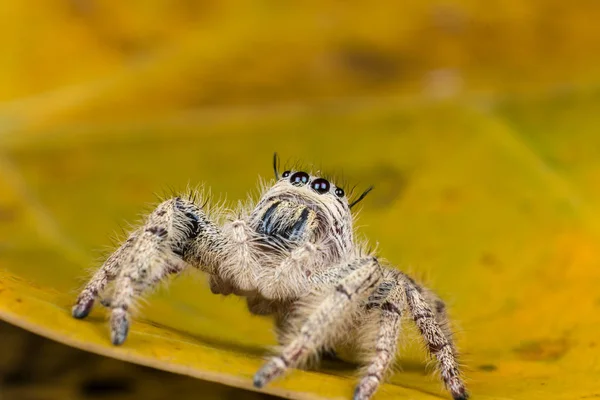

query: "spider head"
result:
(269, 153), (372, 212)
(253, 169), (353, 252)
(250, 156), (373, 257)
(276, 170), (349, 207)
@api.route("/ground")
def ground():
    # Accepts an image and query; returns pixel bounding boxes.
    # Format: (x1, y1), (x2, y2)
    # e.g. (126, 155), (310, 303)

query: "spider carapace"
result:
(72, 154), (468, 400)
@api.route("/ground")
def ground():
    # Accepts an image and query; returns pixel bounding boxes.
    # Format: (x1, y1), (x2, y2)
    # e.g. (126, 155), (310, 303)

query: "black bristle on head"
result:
(349, 186), (374, 209)
(273, 152), (280, 180)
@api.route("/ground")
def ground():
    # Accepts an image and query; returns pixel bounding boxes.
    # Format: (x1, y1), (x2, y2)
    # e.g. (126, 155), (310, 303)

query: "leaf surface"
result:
(1, 2), (600, 399)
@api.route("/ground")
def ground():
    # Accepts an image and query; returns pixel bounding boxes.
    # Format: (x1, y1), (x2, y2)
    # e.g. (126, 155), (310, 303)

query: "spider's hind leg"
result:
(420, 286), (457, 354)
(353, 269), (468, 400)
(402, 273), (468, 400)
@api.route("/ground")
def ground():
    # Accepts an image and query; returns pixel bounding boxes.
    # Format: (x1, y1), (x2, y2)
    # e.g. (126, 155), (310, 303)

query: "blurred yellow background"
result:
(1, 1), (600, 399)
(2, 0), (600, 131)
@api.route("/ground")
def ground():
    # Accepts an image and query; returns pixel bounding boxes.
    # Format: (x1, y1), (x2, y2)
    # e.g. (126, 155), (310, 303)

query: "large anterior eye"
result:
(290, 171), (309, 186)
(311, 178), (330, 194)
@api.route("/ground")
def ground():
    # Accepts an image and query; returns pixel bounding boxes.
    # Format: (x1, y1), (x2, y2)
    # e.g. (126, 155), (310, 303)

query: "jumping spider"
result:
(72, 155), (468, 400)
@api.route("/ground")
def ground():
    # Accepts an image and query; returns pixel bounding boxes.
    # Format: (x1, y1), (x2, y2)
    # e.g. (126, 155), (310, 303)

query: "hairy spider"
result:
(72, 155), (468, 400)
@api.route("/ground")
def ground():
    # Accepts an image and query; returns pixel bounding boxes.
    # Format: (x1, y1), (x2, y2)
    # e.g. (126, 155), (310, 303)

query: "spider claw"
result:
(353, 376), (379, 400)
(453, 391), (469, 400)
(253, 357), (286, 388)
(110, 308), (129, 346)
(449, 377), (469, 400)
(72, 298), (94, 319)
(252, 374), (265, 389)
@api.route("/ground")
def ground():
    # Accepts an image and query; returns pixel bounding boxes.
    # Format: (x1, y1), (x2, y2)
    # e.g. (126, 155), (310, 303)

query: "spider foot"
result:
(353, 375), (379, 400)
(253, 357), (286, 388)
(110, 308), (129, 346)
(72, 298), (95, 319)
(450, 379), (469, 400)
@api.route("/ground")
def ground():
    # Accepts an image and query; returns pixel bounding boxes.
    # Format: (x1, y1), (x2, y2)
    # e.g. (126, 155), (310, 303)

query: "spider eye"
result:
(282, 170), (291, 178)
(335, 187), (345, 197)
(290, 171), (309, 186)
(311, 178), (330, 194)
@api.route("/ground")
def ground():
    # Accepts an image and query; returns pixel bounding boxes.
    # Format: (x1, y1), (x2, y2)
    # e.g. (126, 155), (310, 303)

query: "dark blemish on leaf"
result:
(514, 338), (570, 361)
(518, 200), (534, 215)
(337, 43), (399, 84)
(480, 252), (496, 266)
(80, 377), (133, 396)
(480, 252), (502, 271)
(365, 164), (408, 209)
(441, 186), (462, 205)
(430, 4), (466, 34)
(0, 206), (17, 222)
(15, 298), (22, 303)
(477, 364), (497, 372)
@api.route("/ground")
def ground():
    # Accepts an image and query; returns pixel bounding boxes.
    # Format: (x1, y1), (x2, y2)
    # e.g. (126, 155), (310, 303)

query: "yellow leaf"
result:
(2, 2), (600, 399)
(1, 95), (600, 399)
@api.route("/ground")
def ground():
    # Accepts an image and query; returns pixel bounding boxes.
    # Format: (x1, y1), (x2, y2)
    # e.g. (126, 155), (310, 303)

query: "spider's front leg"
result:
(72, 196), (226, 345)
(253, 256), (383, 388)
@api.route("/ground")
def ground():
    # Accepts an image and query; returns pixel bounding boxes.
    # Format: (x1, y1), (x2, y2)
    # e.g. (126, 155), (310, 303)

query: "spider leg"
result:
(72, 231), (139, 319)
(353, 271), (404, 400)
(72, 196), (227, 345)
(402, 274), (468, 400)
(420, 286), (457, 354)
(108, 257), (186, 345)
(253, 256), (383, 388)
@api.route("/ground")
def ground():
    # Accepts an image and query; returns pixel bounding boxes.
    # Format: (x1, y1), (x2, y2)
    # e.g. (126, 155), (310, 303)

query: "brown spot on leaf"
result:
(362, 164), (408, 209)
(0, 206), (17, 222)
(478, 364), (497, 372)
(480, 252), (502, 271)
(514, 338), (570, 361)
(336, 44), (399, 84)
